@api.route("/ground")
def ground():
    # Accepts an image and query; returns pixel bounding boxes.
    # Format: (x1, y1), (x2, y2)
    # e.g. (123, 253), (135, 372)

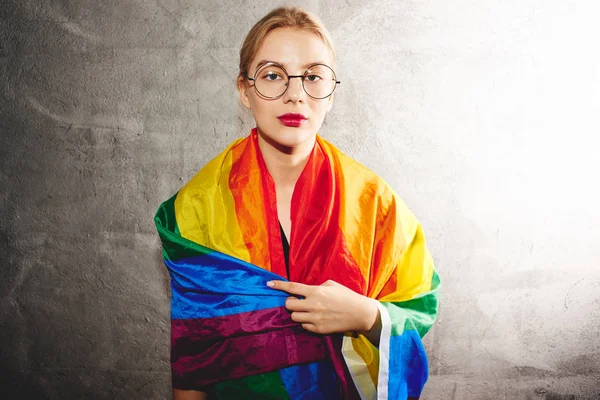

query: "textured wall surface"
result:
(1, 0), (599, 399)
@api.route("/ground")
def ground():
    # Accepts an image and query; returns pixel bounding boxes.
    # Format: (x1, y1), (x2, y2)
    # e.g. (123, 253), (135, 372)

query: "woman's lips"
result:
(278, 113), (307, 127)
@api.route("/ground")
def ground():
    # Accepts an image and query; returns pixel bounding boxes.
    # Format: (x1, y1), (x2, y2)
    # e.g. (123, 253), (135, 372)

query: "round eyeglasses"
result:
(246, 62), (341, 100)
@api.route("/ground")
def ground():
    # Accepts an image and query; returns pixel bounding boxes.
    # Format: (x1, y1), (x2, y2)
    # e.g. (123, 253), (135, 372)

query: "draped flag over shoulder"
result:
(154, 128), (440, 399)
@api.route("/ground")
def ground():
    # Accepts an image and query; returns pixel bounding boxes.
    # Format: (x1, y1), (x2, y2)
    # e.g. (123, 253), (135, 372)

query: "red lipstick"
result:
(277, 113), (307, 127)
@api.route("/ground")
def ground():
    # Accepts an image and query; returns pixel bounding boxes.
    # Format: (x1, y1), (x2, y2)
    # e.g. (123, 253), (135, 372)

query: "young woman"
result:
(155, 7), (440, 400)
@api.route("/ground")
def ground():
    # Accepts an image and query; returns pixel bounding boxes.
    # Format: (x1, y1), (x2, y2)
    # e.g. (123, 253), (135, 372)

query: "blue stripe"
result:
(164, 253), (290, 319)
(171, 291), (288, 319)
(279, 361), (340, 400)
(388, 330), (428, 398)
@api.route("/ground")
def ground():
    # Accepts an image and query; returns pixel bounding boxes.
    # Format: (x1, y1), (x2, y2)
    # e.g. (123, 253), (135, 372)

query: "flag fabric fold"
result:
(155, 128), (440, 399)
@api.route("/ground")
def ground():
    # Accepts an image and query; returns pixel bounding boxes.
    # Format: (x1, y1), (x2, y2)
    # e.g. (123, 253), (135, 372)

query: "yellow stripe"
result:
(380, 223), (436, 302)
(351, 334), (379, 387)
(174, 139), (251, 263)
(342, 335), (377, 400)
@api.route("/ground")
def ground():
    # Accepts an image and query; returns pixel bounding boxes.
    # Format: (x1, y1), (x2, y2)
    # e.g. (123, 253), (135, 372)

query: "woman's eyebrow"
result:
(254, 59), (329, 70)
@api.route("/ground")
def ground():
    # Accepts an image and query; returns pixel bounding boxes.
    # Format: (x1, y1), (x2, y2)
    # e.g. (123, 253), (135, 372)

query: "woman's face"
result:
(238, 28), (335, 152)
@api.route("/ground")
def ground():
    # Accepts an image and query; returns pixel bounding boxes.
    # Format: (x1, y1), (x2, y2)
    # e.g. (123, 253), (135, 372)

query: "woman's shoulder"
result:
(179, 137), (248, 197)
(318, 136), (415, 221)
(319, 136), (394, 196)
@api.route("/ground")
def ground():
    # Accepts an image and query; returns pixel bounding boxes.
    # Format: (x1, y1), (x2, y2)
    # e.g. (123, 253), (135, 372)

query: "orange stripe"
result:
(319, 137), (380, 293)
(228, 130), (287, 276)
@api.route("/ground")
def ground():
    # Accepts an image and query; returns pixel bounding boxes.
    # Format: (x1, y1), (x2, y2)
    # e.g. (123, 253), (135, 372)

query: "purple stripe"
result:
(323, 335), (362, 400)
(171, 306), (294, 342)
(170, 307), (329, 388)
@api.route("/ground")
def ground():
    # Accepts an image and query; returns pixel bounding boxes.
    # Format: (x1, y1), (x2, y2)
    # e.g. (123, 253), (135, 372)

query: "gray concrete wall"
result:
(1, 0), (599, 399)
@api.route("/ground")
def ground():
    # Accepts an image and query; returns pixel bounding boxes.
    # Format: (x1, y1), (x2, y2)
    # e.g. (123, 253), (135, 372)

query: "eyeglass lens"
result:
(253, 64), (336, 99)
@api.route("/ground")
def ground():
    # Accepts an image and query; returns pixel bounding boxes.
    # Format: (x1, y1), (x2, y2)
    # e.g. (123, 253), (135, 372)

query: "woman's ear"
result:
(326, 94), (334, 112)
(237, 75), (252, 109)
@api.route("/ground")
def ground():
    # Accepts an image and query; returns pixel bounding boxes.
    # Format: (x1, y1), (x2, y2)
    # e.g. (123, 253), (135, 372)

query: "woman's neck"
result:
(256, 130), (315, 188)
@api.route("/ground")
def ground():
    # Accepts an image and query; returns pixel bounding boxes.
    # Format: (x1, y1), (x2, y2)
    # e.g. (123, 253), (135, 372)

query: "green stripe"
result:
(215, 371), (290, 400)
(154, 193), (214, 261)
(382, 269), (441, 338)
(431, 268), (441, 290)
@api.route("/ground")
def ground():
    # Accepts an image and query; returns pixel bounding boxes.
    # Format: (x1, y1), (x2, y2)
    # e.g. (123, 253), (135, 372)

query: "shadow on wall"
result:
(1, 367), (48, 400)
(542, 393), (600, 400)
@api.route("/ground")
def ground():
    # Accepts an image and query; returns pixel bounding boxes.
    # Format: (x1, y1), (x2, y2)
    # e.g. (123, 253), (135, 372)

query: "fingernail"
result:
(266, 281), (274, 287)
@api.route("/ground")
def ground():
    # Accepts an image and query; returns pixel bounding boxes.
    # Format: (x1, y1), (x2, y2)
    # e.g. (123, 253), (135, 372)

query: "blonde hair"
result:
(238, 7), (336, 79)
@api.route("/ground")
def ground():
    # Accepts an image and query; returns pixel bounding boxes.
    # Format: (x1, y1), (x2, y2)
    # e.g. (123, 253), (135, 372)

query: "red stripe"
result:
(254, 132), (289, 279)
(290, 137), (365, 293)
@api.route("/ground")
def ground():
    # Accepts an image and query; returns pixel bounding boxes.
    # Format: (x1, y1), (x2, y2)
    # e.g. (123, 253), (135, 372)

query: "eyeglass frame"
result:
(245, 62), (341, 100)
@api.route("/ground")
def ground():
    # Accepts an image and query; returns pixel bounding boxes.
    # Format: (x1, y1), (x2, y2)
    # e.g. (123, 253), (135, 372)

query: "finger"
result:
(301, 323), (327, 334)
(290, 311), (312, 323)
(267, 280), (312, 296)
(301, 323), (319, 333)
(285, 297), (312, 312)
(321, 279), (339, 287)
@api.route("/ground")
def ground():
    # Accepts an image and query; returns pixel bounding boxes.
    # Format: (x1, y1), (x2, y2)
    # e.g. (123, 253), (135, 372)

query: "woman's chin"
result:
(258, 127), (316, 151)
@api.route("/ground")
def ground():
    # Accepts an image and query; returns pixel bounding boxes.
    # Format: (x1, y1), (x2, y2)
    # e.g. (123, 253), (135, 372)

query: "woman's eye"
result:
(305, 74), (321, 82)
(263, 72), (281, 81)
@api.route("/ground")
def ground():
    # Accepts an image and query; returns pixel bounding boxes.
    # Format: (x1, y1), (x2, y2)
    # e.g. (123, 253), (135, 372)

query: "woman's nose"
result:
(283, 77), (304, 102)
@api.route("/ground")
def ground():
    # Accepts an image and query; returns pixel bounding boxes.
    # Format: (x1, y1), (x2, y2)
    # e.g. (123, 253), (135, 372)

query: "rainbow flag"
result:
(155, 128), (440, 399)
